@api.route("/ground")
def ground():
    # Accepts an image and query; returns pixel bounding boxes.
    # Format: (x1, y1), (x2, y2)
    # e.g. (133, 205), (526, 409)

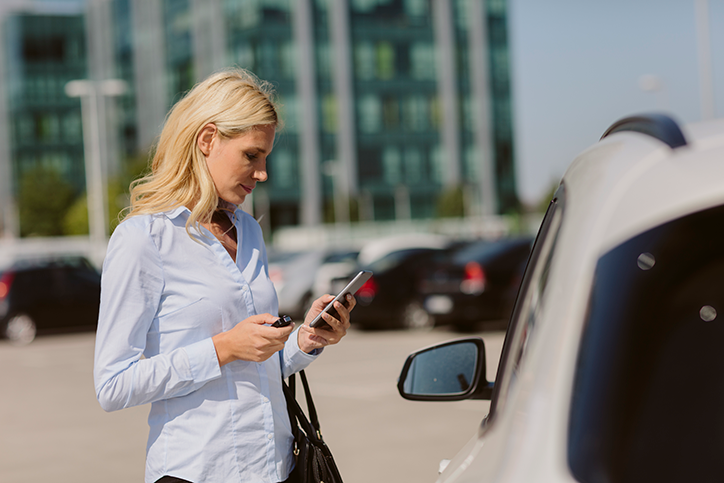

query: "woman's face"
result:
(200, 124), (275, 205)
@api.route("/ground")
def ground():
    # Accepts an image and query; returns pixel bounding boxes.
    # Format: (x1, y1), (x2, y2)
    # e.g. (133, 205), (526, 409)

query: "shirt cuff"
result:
(185, 337), (222, 384)
(291, 327), (323, 359)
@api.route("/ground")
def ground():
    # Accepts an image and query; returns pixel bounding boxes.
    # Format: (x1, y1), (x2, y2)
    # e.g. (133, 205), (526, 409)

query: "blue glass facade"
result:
(0, 0), (518, 237)
(4, 13), (87, 192)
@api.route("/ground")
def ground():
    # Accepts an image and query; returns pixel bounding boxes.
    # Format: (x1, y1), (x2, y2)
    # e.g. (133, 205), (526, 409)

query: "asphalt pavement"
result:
(0, 325), (504, 483)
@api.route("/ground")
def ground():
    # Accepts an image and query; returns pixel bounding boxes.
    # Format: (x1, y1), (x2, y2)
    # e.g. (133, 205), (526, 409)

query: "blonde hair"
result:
(127, 68), (280, 233)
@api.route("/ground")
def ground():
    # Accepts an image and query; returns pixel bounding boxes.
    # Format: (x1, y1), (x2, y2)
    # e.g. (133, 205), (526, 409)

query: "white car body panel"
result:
(435, 117), (724, 483)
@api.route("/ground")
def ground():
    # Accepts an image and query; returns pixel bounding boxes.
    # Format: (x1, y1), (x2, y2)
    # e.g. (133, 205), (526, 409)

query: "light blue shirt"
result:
(93, 206), (318, 483)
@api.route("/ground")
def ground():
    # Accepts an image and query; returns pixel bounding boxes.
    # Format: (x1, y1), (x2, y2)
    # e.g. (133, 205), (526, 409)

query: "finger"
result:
(262, 323), (295, 339)
(318, 310), (348, 338)
(345, 293), (357, 310)
(313, 294), (334, 310)
(332, 300), (352, 327)
(249, 313), (277, 325)
(300, 325), (329, 346)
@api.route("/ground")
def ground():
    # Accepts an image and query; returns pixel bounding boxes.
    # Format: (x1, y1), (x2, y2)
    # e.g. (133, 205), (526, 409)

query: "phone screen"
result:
(309, 270), (373, 329)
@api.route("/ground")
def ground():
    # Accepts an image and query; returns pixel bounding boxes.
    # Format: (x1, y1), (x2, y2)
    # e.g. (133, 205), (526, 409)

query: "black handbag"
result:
(282, 370), (343, 483)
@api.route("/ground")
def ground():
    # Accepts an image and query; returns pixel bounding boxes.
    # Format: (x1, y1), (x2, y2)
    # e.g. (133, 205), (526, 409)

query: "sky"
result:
(508, 0), (724, 206)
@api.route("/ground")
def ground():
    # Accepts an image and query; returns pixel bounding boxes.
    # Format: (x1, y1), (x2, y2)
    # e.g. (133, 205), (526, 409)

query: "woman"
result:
(93, 69), (354, 483)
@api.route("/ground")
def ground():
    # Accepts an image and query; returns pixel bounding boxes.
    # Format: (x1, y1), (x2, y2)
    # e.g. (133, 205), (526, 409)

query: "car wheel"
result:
(401, 300), (435, 331)
(5, 313), (37, 345)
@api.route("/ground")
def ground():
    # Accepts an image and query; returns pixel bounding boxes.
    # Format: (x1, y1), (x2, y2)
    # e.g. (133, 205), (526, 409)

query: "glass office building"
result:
(0, 0), (518, 237)
(0, 2), (87, 236)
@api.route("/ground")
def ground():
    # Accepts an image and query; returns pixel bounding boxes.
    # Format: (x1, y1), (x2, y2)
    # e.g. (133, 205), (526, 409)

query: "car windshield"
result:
(568, 203), (724, 483)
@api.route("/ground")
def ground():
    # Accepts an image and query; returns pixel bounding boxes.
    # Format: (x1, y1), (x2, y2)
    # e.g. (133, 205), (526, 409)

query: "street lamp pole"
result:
(695, 0), (715, 120)
(65, 79), (126, 248)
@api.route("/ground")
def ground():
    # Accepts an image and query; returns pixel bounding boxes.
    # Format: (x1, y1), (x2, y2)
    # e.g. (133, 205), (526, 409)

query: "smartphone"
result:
(271, 315), (293, 328)
(309, 270), (373, 329)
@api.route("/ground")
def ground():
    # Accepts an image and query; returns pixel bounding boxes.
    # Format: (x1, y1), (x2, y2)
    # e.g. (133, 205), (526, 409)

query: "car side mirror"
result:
(397, 337), (493, 401)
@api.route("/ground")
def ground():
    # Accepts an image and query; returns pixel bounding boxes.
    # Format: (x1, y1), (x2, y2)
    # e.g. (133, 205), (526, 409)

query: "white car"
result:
(398, 114), (724, 483)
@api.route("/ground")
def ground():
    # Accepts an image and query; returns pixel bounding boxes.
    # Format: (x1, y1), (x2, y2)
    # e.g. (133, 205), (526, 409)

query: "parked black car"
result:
(0, 256), (101, 344)
(418, 236), (533, 330)
(340, 247), (445, 330)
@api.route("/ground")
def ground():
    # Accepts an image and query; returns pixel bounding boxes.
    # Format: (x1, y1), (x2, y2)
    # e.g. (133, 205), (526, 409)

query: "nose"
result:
(254, 167), (268, 182)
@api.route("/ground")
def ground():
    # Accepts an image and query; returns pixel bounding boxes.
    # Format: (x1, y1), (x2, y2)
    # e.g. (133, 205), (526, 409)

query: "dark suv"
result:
(0, 256), (101, 344)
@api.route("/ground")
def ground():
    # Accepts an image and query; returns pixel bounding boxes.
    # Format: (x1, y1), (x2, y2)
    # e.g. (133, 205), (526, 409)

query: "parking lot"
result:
(0, 325), (504, 483)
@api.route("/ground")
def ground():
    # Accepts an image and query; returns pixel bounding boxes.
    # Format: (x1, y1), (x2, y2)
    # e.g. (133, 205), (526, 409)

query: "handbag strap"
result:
(283, 370), (323, 439)
(298, 370), (321, 431)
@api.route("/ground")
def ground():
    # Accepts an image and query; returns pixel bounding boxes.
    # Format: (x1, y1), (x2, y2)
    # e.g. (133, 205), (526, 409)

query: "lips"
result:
(241, 184), (254, 194)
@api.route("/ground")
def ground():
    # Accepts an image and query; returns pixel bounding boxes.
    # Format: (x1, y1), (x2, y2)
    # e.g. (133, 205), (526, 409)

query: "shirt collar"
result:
(165, 205), (190, 220)
(163, 202), (242, 221)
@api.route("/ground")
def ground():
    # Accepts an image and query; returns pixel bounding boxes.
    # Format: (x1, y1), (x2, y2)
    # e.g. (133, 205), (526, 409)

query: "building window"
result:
(237, 1), (261, 28)
(430, 95), (441, 128)
(382, 96), (399, 129)
(351, 0), (379, 13)
(461, 94), (473, 131)
(280, 40), (295, 78)
(382, 146), (401, 185)
(453, 0), (470, 30)
(270, 147), (295, 188)
(404, 147), (423, 184)
(358, 94), (381, 133)
(278, 94), (297, 134)
(410, 41), (434, 80)
(234, 43), (255, 70)
(322, 94), (337, 133)
(404, 0), (428, 16)
(403, 95), (428, 132)
(316, 42), (331, 79)
(429, 143), (443, 184)
(16, 116), (34, 143)
(354, 41), (375, 80)
(375, 41), (395, 80)
(23, 36), (66, 62)
(464, 145), (479, 179)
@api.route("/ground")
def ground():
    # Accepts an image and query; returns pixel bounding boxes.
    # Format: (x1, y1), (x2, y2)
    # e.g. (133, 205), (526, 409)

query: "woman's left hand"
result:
(298, 293), (356, 353)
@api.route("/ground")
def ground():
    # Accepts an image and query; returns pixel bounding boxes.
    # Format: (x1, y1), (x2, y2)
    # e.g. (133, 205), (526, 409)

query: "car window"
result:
(366, 248), (436, 273)
(484, 184), (566, 425)
(323, 250), (359, 263)
(568, 202), (724, 483)
(451, 239), (515, 265)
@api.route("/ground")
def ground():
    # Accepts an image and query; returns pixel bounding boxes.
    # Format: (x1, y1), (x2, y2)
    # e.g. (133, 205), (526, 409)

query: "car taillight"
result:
(357, 277), (377, 301)
(460, 262), (486, 295)
(0, 271), (15, 300)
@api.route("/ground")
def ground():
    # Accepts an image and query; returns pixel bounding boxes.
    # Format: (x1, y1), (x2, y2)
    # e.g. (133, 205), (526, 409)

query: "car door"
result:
(54, 261), (101, 329)
(484, 186), (565, 428)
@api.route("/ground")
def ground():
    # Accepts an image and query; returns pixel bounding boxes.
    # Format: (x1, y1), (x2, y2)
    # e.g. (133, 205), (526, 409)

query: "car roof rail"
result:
(600, 113), (687, 149)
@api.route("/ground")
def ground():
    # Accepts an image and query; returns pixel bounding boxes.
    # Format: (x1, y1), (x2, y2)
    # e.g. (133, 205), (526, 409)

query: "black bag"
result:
(282, 370), (343, 483)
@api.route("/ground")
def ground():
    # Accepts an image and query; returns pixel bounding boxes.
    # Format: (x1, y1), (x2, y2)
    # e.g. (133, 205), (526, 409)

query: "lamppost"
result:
(65, 79), (127, 249)
(695, 0), (715, 120)
(322, 160), (349, 225)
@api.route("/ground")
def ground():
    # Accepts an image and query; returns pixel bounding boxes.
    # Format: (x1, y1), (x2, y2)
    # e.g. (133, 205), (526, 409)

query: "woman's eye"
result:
(246, 152), (258, 160)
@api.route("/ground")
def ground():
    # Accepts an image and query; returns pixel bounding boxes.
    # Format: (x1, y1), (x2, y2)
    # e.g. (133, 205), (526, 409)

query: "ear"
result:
(197, 123), (218, 157)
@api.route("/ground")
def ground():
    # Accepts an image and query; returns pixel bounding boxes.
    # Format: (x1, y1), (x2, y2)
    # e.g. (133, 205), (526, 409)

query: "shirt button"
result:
(263, 397), (269, 403)
(268, 433), (273, 440)
(241, 285), (249, 292)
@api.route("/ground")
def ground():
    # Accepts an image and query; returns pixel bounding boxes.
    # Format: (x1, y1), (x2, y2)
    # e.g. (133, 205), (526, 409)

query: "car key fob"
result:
(271, 315), (293, 328)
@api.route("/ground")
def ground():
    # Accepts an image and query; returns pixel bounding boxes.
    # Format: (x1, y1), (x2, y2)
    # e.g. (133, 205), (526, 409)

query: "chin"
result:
(220, 194), (246, 206)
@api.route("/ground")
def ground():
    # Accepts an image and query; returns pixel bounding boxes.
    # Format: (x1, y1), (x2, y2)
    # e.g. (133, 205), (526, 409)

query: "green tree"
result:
(434, 185), (465, 218)
(64, 154), (150, 236)
(18, 165), (78, 237)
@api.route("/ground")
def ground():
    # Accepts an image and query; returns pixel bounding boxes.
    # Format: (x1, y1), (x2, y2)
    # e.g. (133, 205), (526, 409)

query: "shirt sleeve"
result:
(93, 218), (221, 412)
(279, 326), (322, 379)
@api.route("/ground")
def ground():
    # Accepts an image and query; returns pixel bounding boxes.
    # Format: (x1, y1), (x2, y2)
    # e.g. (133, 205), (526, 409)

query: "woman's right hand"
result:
(212, 314), (295, 366)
